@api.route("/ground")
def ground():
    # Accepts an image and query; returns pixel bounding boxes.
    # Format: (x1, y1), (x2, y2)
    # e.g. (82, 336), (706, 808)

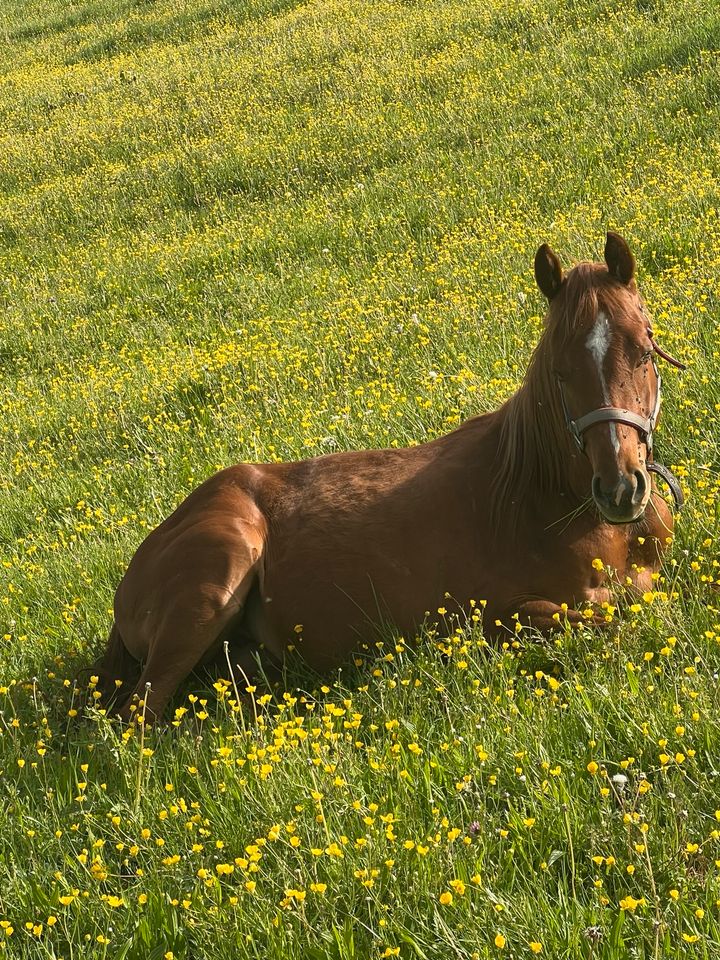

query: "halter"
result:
(557, 355), (662, 455)
(557, 334), (686, 508)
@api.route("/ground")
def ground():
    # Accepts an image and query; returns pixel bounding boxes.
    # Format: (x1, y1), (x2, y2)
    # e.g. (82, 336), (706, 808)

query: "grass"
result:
(0, 0), (719, 956)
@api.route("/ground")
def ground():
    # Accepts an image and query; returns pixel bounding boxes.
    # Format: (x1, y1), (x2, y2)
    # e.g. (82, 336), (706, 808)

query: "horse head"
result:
(535, 232), (673, 524)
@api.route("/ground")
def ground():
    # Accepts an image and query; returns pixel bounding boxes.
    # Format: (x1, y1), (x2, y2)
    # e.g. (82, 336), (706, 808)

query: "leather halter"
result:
(557, 356), (662, 454)
(557, 334), (687, 509)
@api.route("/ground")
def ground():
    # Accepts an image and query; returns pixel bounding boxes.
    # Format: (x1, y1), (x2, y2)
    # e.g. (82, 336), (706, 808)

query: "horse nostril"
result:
(634, 469), (648, 503)
(591, 475), (604, 504)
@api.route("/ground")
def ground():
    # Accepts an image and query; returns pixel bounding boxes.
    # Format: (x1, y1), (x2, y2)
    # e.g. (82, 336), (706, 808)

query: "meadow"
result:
(0, 0), (719, 955)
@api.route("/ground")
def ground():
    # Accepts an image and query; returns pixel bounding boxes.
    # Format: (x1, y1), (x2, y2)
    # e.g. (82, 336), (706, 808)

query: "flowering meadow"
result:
(1, 0), (720, 956)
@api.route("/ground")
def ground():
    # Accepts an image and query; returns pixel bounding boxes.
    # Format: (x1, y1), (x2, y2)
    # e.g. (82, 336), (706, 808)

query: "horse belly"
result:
(253, 527), (481, 671)
(253, 573), (399, 670)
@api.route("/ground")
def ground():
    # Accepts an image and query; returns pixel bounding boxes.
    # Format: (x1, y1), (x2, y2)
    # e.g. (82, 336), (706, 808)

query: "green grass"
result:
(0, 0), (719, 955)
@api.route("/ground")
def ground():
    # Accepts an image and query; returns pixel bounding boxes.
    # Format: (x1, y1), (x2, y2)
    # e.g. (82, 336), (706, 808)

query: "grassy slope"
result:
(0, 0), (719, 956)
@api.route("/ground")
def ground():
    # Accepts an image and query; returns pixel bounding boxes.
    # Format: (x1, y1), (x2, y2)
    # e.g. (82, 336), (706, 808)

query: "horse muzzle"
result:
(591, 467), (650, 524)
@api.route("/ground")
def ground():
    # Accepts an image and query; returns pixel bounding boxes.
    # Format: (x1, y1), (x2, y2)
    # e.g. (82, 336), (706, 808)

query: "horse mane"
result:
(491, 262), (635, 525)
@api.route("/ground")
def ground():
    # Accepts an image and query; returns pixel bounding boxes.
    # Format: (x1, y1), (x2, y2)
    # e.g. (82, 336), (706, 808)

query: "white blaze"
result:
(585, 311), (620, 454)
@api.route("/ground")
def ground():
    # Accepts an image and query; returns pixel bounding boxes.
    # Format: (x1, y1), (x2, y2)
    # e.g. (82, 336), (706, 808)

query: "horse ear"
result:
(534, 244), (563, 301)
(604, 231), (635, 284)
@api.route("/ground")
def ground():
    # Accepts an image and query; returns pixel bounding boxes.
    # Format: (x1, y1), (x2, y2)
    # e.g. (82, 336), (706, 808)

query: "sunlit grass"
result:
(0, 0), (719, 955)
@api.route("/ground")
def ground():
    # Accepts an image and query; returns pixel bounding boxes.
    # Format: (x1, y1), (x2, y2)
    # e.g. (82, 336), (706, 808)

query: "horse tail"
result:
(81, 623), (141, 713)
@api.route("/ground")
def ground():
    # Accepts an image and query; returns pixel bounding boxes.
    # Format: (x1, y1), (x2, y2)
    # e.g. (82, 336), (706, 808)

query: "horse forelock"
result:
(547, 261), (639, 344)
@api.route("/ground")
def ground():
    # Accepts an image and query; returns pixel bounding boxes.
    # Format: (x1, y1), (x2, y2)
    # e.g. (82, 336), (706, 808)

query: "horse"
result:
(93, 232), (685, 722)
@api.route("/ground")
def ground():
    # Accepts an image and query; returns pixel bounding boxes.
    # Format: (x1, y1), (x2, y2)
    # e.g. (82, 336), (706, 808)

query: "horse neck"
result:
(491, 356), (589, 523)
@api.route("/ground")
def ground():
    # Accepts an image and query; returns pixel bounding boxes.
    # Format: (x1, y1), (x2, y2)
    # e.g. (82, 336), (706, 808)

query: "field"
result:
(1, 0), (720, 956)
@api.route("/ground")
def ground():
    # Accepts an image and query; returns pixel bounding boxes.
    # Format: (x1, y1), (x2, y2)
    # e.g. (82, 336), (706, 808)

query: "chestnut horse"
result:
(95, 233), (684, 721)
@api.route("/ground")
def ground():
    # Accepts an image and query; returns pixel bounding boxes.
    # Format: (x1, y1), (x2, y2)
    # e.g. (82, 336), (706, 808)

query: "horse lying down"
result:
(93, 232), (684, 721)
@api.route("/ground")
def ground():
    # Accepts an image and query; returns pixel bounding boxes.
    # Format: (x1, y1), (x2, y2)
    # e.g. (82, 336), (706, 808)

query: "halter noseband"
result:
(557, 335), (686, 508)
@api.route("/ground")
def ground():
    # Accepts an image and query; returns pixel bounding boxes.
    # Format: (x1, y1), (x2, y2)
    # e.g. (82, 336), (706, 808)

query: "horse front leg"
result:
(489, 599), (610, 639)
